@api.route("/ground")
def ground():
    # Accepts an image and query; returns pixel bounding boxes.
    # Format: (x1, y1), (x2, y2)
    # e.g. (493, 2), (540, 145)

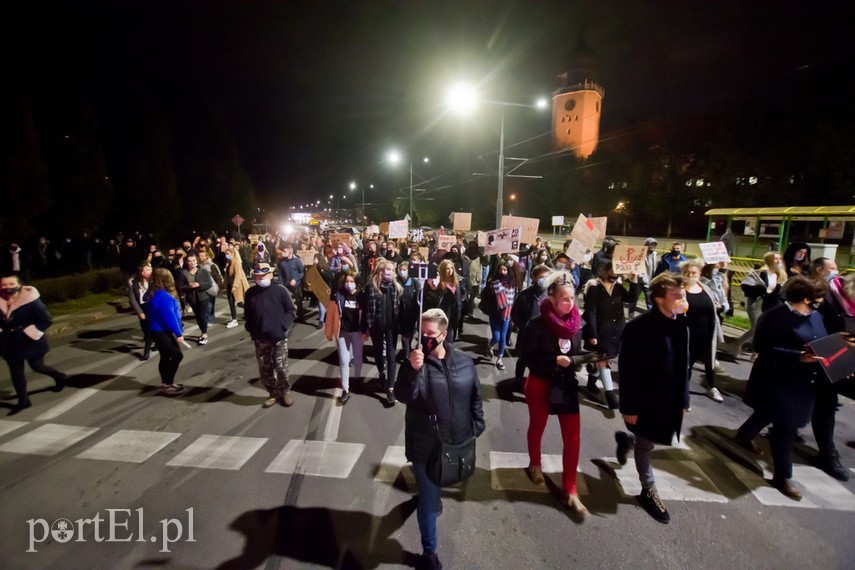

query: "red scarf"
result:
(539, 296), (581, 339)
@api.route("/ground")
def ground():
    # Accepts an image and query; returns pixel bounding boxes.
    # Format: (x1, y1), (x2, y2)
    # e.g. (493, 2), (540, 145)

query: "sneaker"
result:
(525, 466), (546, 486)
(280, 391), (295, 407)
(816, 451), (850, 481)
(637, 487), (670, 523)
(338, 390), (351, 406)
(496, 359), (506, 371)
(563, 493), (589, 518)
(615, 431), (634, 466)
(197, 335), (208, 346)
(386, 389), (397, 406)
(706, 387), (724, 402)
(262, 396), (278, 408)
(226, 320), (239, 329)
(161, 384), (185, 396)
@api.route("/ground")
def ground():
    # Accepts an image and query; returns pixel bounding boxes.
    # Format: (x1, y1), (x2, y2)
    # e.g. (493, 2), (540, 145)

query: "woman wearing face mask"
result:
(735, 276), (829, 500)
(485, 260), (519, 370)
(0, 273), (66, 414)
(325, 273), (367, 405)
(511, 265), (552, 388)
(224, 245), (250, 328)
(129, 262), (155, 360)
(519, 271), (590, 515)
(437, 260), (463, 343)
(582, 261), (636, 409)
(552, 253), (580, 291)
(364, 259), (402, 406)
(782, 241), (811, 278)
(396, 261), (420, 358)
(394, 308), (485, 569)
(680, 259), (725, 403)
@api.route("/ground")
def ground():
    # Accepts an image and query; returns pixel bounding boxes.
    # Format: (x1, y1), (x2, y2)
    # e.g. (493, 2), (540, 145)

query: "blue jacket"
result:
(147, 290), (183, 336)
(655, 253), (688, 275)
(277, 256), (305, 287)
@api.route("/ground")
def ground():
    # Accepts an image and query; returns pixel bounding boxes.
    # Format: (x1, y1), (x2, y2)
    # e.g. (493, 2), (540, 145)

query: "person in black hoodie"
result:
(244, 264), (297, 408)
(364, 259), (401, 406)
(511, 264), (551, 387)
(395, 308), (485, 570)
(396, 260), (420, 359)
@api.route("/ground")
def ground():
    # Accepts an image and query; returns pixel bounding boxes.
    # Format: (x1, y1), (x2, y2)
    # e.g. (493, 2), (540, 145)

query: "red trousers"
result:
(525, 375), (581, 494)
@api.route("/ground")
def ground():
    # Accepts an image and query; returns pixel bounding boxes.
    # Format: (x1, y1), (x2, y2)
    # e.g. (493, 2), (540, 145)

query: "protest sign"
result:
(565, 239), (588, 264)
(379, 222), (390, 236)
(570, 214), (598, 250)
(305, 265), (331, 306)
(501, 215), (540, 244)
(452, 212), (472, 231)
(590, 217), (608, 239)
(296, 250), (316, 266)
(436, 234), (456, 251)
(419, 247), (430, 260)
(612, 244), (646, 275)
(698, 241), (732, 264)
(329, 233), (351, 248)
(388, 219), (409, 239)
(484, 227), (521, 255)
(551, 215), (565, 226)
(476, 231), (487, 246)
(366, 224), (380, 234)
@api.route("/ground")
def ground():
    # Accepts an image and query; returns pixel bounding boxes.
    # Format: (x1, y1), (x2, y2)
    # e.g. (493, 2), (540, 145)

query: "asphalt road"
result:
(1, 299), (854, 569)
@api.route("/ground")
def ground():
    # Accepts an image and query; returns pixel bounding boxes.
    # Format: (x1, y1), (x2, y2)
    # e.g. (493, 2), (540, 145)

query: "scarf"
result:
(539, 296), (581, 340)
(829, 276), (855, 316)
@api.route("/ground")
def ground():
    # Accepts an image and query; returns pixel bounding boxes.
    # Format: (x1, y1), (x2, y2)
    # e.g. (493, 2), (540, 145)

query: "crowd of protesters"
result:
(2, 221), (854, 569)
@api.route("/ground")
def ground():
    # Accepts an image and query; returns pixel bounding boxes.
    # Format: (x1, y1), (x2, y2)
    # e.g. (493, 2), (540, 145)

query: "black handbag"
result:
(423, 372), (476, 487)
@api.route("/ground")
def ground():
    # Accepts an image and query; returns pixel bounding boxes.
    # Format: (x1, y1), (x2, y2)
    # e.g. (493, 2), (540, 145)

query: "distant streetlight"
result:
(446, 82), (548, 228)
(388, 150), (430, 221)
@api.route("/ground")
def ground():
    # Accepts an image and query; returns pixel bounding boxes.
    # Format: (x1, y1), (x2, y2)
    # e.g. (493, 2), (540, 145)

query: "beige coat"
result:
(227, 249), (250, 303)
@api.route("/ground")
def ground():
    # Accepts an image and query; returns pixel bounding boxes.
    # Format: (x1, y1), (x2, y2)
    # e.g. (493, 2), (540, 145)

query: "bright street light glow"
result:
(535, 97), (548, 109)
(423, 157), (430, 163)
(349, 181), (356, 190)
(388, 150), (401, 164)
(446, 82), (478, 115)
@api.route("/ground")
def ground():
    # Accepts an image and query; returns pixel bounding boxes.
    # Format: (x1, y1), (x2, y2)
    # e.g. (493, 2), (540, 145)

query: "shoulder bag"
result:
(423, 371), (476, 487)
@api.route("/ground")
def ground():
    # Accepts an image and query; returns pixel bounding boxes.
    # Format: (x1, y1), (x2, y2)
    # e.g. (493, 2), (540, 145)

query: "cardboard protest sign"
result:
(304, 265), (331, 306)
(436, 234), (456, 251)
(698, 241), (732, 264)
(590, 217), (608, 238)
(419, 247), (430, 260)
(565, 239), (588, 264)
(388, 219), (409, 239)
(501, 215), (540, 244)
(410, 228), (425, 243)
(379, 222), (390, 236)
(476, 231), (487, 246)
(452, 212), (472, 231)
(366, 224), (380, 234)
(551, 215), (565, 226)
(612, 244), (646, 274)
(329, 233), (351, 248)
(484, 227), (521, 255)
(296, 249), (316, 266)
(570, 214), (598, 250)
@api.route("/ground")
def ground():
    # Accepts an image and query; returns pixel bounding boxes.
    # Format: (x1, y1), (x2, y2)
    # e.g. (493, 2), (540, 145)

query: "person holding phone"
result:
(518, 270), (590, 516)
(735, 275), (828, 500)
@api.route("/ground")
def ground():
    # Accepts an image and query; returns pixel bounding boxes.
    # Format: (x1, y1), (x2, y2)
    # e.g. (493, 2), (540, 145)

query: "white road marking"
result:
(725, 461), (855, 510)
(606, 456), (729, 502)
(265, 440), (365, 478)
(35, 388), (99, 421)
(0, 420), (28, 438)
(77, 429), (181, 463)
(322, 388), (343, 442)
(374, 445), (416, 489)
(166, 435), (267, 470)
(0, 423), (99, 456)
(489, 451), (588, 494)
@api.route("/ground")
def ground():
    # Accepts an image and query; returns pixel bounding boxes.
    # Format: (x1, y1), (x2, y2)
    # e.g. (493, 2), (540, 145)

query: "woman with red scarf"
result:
(519, 270), (592, 516)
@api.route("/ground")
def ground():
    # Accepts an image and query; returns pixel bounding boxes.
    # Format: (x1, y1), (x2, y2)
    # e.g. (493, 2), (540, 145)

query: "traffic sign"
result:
(232, 214), (245, 226)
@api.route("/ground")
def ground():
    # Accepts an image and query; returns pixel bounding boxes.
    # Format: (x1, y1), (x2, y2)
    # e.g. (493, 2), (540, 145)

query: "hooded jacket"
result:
(0, 286), (52, 361)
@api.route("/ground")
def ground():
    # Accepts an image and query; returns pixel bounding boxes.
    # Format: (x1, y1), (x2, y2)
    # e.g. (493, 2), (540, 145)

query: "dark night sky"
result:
(7, 0), (855, 220)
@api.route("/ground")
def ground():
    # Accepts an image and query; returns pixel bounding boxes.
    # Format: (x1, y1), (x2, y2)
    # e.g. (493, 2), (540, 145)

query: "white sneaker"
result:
(198, 335), (208, 346)
(226, 320), (239, 329)
(706, 387), (724, 402)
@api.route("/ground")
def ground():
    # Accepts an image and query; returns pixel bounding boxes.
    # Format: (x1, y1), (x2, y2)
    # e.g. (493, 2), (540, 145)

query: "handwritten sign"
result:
(388, 219), (409, 239)
(565, 239), (588, 264)
(570, 214), (598, 250)
(452, 212), (472, 231)
(698, 241), (732, 264)
(476, 231), (487, 246)
(305, 265), (331, 306)
(590, 217), (608, 238)
(418, 247), (430, 260)
(366, 224), (380, 235)
(436, 234), (456, 251)
(296, 249), (316, 266)
(484, 227), (521, 255)
(329, 233), (351, 248)
(410, 229), (425, 243)
(501, 215), (539, 244)
(612, 244), (646, 275)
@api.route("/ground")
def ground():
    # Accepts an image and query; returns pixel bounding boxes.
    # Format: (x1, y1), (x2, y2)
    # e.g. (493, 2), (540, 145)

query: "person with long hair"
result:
(519, 271), (590, 516)
(129, 262), (155, 360)
(396, 260), (420, 358)
(145, 268), (186, 396)
(325, 272), (367, 406)
(680, 259), (724, 403)
(485, 259), (519, 371)
(364, 258), (401, 406)
(725, 250), (787, 358)
(224, 245), (250, 328)
(437, 259), (462, 343)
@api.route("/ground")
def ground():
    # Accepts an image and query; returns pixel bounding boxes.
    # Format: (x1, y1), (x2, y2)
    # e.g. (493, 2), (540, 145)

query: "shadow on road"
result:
(211, 497), (419, 569)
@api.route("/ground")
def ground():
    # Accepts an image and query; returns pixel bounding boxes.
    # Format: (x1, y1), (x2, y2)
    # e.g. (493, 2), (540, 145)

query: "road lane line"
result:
(322, 388), (343, 441)
(35, 388), (100, 421)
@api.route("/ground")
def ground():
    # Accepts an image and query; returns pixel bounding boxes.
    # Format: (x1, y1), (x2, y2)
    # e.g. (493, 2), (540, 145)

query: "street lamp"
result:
(446, 82), (547, 229)
(388, 151), (430, 221)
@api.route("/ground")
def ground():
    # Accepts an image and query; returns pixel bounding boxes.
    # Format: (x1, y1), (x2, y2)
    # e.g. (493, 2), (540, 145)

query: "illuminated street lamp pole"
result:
(389, 152), (429, 221)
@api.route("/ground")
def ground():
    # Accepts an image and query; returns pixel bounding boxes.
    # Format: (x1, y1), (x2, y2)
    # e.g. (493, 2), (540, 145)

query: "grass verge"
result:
(50, 290), (127, 317)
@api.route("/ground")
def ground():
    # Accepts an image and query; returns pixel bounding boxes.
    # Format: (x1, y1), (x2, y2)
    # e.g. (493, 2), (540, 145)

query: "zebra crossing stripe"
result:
(77, 429), (181, 463)
(265, 440), (364, 478)
(166, 435), (267, 470)
(0, 420), (28, 439)
(0, 423), (99, 456)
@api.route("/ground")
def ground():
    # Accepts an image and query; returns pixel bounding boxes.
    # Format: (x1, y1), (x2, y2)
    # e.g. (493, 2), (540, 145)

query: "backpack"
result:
(478, 280), (498, 315)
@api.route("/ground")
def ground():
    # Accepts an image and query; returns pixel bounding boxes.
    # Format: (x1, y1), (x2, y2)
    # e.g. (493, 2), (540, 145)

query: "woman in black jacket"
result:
(129, 262), (155, 360)
(0, 274), (66, 414)
(395, 308), (485, 570)
(519, 271), (591, 516)
(396, 260), (420, 358)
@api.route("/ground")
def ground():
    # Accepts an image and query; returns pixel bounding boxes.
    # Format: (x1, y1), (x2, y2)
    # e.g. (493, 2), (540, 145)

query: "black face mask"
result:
(1, 286), (21, 298)
(671, 249), (680, 257)
(421, 334), (442, 354)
